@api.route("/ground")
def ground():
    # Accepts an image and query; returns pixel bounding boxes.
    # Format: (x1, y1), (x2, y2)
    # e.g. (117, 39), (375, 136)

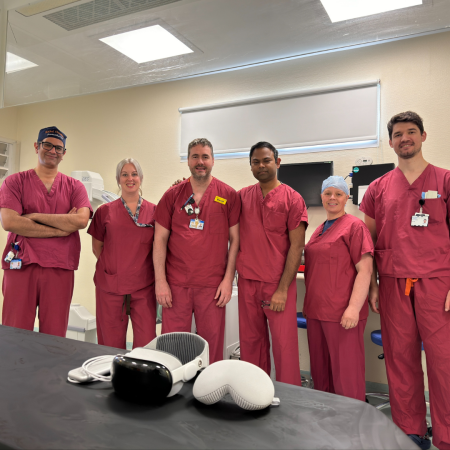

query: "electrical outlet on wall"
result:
(355, 157), (373, 166)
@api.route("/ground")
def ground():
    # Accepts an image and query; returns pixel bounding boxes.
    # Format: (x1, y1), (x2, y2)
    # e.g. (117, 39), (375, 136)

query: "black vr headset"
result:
(68, 332), (209, 402)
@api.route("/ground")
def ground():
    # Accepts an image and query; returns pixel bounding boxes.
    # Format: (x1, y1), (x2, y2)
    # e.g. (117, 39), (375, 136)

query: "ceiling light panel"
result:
(320, 0), (422, 23)
(5, 53), (38, 74)
(99, 25), (193, 64)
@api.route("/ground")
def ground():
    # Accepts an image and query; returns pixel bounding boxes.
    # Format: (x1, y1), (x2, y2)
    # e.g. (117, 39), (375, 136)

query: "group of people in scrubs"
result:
(0, 110), (448, 450)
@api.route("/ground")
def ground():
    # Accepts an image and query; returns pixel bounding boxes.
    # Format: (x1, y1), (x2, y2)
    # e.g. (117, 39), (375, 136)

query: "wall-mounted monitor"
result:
(278, 161), (334, 207)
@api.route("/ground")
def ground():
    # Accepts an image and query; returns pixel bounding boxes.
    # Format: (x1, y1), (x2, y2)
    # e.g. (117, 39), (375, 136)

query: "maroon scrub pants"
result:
(238, 277), (301, 386)
(379, 276), (450, 450)
(161, 284), (225, 364)
(96, 283), (157, 349)
(2, 263), (74, 337)
(307, 318), (367, 401)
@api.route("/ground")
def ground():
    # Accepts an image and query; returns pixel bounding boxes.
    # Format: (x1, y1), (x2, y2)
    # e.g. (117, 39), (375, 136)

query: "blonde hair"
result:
(116, 158), (144, 195)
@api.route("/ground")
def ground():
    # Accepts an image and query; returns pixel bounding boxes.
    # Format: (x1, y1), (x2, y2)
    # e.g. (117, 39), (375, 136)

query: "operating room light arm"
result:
(154, 222), (172, 308)
(340, 253), (373, 329)
(22, 208), (91, 233)
(364, 214), (380, 314)
(215, 223), (239, 307)
(270, 222), (306, 312)
(0, 207), (71, 238)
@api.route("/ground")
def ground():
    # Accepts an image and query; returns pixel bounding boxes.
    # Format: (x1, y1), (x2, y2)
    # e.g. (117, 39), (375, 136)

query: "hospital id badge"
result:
(411, 213), (429, 227)
(189, 218), (204, 230)
(10, 259), (22, 269)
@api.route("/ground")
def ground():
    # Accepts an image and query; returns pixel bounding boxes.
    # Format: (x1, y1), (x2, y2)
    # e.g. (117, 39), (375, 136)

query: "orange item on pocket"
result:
(405, 278), (418, 296)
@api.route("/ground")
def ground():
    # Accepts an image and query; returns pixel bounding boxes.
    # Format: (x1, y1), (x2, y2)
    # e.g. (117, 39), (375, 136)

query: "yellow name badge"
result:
(214, 196), (227, 205)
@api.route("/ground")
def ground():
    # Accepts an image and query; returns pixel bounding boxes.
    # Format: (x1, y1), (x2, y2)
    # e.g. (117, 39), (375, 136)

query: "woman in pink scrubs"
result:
(88, 158), (156, 349)
(303, 176), (373, 401)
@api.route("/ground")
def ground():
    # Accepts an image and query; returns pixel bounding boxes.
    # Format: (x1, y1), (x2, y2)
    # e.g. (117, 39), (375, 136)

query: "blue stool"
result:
(296, 312), (313, 388)
(367, 330), (428, 413)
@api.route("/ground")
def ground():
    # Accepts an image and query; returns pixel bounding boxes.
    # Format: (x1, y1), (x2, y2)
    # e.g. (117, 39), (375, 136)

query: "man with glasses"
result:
(0, 126), (92, 337)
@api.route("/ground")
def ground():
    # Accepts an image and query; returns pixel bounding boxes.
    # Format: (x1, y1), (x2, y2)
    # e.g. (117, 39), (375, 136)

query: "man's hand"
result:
(269, 289), (287, 312)
(340, 305), (360, 329)
(368, 284), (380, 314)
(156, 279), (172, 308)
(215, 278), (233, 307)
(172, 178), (186, 187)
(445, 290), (450, 312)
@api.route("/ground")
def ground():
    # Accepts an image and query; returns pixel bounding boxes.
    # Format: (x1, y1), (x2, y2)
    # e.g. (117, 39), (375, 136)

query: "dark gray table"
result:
(0, 325), (417, 449)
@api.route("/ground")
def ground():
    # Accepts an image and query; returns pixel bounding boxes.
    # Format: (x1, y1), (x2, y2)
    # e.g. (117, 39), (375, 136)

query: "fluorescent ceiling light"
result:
(100, 25), (193, 64)
(6, 52), (38, 74)
(320, 0), (422, 23)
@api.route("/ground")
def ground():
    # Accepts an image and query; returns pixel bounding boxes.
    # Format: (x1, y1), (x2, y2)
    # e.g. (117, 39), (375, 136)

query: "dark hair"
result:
(249, 141), (278, 164)
(387, 111), (424, 139)
(188, 138), (214, 158)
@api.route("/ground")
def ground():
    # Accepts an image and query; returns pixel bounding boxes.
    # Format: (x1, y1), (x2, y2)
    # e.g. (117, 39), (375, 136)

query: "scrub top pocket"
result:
(209, 212), (227, 234)
(423, 198), (446, 224)
(264, 211), (287, 234)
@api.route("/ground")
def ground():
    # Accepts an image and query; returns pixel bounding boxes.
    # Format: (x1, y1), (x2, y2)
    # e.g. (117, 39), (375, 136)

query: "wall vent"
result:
(43, 0), (182, 31)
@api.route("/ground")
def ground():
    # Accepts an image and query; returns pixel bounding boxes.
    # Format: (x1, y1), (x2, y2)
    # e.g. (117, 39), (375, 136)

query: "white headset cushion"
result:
(193, 360), (275, 410)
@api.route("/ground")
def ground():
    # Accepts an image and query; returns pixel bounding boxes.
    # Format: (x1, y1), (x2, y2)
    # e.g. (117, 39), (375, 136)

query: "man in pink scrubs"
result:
(153, 138), (240, 363)
(361, 112), (450, 450)
(0, 126), (92, 337)
(237, 142), (308, 385)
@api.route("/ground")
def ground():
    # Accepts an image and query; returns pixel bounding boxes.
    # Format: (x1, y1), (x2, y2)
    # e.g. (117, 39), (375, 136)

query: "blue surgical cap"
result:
(37, 126), (67, 147)
(321, 176), (349, 196)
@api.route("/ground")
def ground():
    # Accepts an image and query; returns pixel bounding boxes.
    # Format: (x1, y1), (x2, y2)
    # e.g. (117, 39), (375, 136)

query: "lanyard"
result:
(120, 197), (153, 228)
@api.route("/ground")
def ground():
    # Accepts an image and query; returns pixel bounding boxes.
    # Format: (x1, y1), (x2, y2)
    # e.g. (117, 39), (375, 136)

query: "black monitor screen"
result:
(351, 163), (395, 205)
(278, 161), (334, 207)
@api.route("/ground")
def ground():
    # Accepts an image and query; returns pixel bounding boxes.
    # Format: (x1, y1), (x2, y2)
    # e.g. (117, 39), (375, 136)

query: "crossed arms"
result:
(0, 207), (91, 238)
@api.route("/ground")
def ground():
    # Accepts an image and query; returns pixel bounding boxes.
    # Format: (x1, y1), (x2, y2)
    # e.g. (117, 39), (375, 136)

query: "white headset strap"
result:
(171, 357), (203, 384)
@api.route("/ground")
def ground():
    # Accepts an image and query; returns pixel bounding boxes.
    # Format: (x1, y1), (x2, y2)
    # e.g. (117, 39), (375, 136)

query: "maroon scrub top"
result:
(0, 169), (92, 270)
(88, 198), (156, 295)
(360, 164), (450, 278)
(303, 214), (374, 322)
(237, 183), (308, 284)
(154, 177), (240, 289)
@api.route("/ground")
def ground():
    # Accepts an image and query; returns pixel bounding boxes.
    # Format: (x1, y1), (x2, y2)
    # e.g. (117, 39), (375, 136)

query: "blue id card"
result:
(10, 259), (22, 269)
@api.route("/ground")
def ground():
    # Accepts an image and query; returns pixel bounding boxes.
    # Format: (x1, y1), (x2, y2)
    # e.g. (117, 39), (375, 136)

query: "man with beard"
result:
(236, 142), (307, 385)
(360, 111), (450, 450)
(153, 138), (240, 363)
(0, 126), (92, 337)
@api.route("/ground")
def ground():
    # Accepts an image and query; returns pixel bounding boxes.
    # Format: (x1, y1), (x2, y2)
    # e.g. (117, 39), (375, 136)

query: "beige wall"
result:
(0, 107), (19, 141)
(2, 29), (448, 384)
(0, 106), (20, 319)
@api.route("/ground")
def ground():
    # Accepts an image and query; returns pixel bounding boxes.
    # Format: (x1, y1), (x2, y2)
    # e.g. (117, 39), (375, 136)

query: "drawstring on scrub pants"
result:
(405, 278), (418, 296)
(122, 294), (131, 320)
